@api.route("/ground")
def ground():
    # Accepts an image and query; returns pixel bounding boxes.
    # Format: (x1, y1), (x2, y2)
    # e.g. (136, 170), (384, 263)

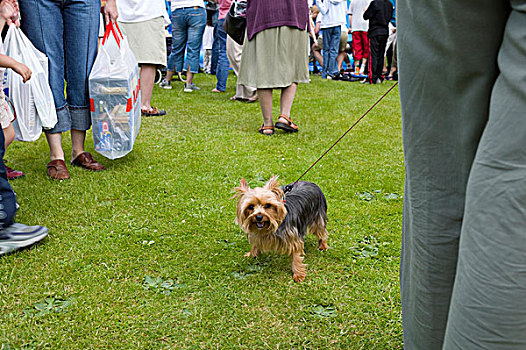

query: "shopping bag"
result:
(4, 24), (57, 141)
(89, 21), (141, 160)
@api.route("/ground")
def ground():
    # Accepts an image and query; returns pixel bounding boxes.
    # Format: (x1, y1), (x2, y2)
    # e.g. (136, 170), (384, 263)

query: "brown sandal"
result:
(46, 159), (70, 180)
(258, 125), (274, 135)
(275, 114), (298, 132)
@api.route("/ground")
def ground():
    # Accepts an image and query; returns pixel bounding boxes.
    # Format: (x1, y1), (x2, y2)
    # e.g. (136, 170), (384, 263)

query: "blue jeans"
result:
(322, 26), (341, 78)
(19, 0), (100, 133)
(212, 18), (229, 91)
(167, 7), (206, 74)
(0, 130), (16, 230)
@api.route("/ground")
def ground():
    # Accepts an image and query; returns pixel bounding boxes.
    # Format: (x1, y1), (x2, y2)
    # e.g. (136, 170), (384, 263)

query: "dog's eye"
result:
(248, 204), (254, 210)
(264, 204), (272, 209)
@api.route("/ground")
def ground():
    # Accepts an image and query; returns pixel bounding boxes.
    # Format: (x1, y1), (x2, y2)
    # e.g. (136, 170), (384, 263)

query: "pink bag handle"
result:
(102, 21), (124, 47)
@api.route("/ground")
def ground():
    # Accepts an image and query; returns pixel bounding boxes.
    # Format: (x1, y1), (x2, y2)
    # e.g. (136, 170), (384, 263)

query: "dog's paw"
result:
(244, 251), (252, 258)
(293, 273), (306, 283)
(318, 240), (329, 251)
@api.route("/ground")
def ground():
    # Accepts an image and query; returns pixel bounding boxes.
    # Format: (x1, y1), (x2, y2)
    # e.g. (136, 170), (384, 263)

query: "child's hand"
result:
(13, 62), (31, 83)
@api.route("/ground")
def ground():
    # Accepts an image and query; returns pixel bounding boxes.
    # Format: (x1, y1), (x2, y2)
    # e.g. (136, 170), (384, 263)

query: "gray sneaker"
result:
(0, 223), (48, 256)
(158, 79), (172, 90)
(184, 83), (200, 92)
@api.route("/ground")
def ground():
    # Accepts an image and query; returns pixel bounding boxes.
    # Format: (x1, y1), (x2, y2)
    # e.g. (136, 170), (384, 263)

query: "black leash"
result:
(283, 82), (399, 194)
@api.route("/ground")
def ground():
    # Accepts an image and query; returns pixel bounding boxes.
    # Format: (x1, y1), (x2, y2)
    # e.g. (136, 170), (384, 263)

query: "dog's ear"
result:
(233, 178), (251, 198)
(264, 176), (284, 199)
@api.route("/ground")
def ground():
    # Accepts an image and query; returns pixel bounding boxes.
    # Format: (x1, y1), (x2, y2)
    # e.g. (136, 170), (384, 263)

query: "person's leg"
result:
(2, 123), (23, 180)
(257, 89), (273, 134)
(327, 26), (341, 77)
(366, 35), (379, 82)
(351, 32), (361, 73)
(375, 35), (388, 81)
(19, 0), (69, 162)
(387, 38), (397, 79)
(321, 29), (330, 78)
(140, 64), (156, 110)
(213, 18), (229, 92)
(443, 3), (526, 348)
(63, 0), (99, 159)
(274, 84), (299, 132)
(3, 124), (14, 149)
(184, 7), (206, 88)
(161, 12), (179, 88)
(210, 19), (220, 75)
(171, 8), (189, 75)
(0, 127), (48, 256)
(279, 83), (297, 118)
(312, 39), (324, 74)
(336, 30), (348, 71)
(0, 129), (15, 231)
(360, 32), (369, 74)
(398, 0), (510, 348)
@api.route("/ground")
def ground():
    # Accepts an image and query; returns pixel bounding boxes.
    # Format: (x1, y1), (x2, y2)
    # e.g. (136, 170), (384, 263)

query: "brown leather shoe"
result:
(71, 152), (105, 171)
(46, 159), (70, 180)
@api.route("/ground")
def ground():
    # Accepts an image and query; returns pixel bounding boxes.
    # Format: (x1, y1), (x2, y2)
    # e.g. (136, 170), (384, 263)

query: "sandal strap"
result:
(259, 125), (274, 130)
(279, 114), (293, 124)
(278, 114), (298, 129)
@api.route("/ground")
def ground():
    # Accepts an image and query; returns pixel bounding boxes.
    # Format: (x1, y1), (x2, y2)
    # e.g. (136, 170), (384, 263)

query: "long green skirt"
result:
(238, 26), (309, 89)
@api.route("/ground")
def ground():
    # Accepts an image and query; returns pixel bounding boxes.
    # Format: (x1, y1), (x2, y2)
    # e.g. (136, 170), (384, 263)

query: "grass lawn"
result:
(0, 73), (403, 349)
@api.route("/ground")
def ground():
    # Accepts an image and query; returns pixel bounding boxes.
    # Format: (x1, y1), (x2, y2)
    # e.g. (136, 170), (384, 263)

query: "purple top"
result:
(246, 0), (309, 41)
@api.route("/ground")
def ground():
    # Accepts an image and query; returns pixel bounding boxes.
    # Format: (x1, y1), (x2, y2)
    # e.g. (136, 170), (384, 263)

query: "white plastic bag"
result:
(4, 24), (57, 141)
(89, 21), (141, 160)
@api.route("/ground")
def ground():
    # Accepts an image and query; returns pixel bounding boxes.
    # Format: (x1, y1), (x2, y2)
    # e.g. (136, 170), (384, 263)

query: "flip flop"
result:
(258, 125), (274, 136)
(274, 114), (298, 133)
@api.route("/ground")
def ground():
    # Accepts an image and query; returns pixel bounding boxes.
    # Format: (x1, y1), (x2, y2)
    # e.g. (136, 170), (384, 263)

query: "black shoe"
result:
(339, 74), (362, 82)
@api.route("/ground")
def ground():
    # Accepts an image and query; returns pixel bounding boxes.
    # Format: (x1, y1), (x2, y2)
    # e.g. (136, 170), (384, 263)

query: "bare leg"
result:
(279, 83), (297, 118)
(186, 71), (194, 86)
(71, 129), (87, 160)
(337, 51), (346, 71)
(164, 70), (174, 82)
(3, 124), (15, 149)
(45, 132), (64, 161)
(258, 88), (273, 134)
(140, 64), (156, 110)
(313, 50), (323, 68)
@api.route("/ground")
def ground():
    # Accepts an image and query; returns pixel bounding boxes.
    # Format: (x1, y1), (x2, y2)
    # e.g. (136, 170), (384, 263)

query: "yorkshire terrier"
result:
(234, 176), (329, 282)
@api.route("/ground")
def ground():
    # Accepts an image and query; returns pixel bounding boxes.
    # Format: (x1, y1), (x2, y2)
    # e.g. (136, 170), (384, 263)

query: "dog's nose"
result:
(256, 215), (263, 222)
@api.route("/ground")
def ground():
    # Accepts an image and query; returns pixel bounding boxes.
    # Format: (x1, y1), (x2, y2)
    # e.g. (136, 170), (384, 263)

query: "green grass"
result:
(0, 73), (403, 349)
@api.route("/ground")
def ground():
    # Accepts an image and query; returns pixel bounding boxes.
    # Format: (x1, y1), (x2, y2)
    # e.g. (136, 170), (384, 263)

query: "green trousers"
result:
(399, 0), (526, 348)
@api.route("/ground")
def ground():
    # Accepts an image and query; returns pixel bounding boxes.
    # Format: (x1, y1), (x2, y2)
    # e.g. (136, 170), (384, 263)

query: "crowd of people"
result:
(154, 0), (396, 134)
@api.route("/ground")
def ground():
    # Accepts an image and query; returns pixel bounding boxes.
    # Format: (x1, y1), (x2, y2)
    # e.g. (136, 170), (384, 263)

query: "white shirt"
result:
(317, 0), (347, 29)
(348, 0), (372, 32)
(117, 0), (168, 23)
(171, 0), (205, 10)
(316, 14), (348, 35)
